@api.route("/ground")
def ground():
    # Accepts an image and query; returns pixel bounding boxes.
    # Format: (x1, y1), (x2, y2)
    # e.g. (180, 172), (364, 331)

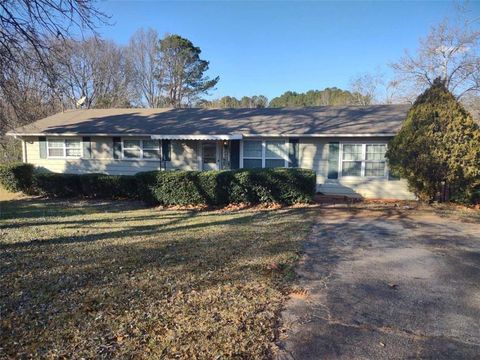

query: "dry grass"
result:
(0, 198), (316, 359)
(0, 186), (25, 201)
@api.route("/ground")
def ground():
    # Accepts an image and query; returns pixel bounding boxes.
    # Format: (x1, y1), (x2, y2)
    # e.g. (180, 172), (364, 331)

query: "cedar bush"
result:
(386, 79), (480, 203)
(0, 163), (34, 193)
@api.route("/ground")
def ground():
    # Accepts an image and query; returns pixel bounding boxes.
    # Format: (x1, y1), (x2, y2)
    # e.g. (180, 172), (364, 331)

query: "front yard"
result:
(0, 198), (315, 359)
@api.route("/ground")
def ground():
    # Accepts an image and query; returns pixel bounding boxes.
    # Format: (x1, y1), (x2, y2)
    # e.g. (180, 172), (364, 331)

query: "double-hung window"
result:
(365, 144), (387, 177)
(242, 140), (287, 168)
(122, 139), (160, 160)
(341, 143), (387, 178)
(342, 144), (363, 177)
(265, 140), (286, 168)
(243, 141), (263, 168)
(47, 138), (82, 158)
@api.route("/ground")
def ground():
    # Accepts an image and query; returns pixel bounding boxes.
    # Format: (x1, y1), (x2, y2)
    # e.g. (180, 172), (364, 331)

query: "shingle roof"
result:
(9, 105), (411, 137)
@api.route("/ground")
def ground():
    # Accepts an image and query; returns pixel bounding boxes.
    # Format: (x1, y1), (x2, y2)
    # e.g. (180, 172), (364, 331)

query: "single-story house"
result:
(7, 105), (415, 199)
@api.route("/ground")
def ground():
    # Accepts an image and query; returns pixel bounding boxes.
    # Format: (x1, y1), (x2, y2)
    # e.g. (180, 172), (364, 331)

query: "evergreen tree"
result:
(156, 34), (219, 107)
(269, 87), (370, 107)
(386, 78), (480, 203)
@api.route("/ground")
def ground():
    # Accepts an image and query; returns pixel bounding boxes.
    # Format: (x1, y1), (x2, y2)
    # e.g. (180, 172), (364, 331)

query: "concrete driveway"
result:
(277, 206), (480, 359)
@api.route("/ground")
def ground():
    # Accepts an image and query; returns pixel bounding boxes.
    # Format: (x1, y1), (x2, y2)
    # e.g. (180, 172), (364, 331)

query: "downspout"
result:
(22, 139), (27, 163)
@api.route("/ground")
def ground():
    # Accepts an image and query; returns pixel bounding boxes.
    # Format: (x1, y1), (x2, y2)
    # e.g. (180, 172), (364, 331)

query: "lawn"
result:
(0, 197), (316, 359)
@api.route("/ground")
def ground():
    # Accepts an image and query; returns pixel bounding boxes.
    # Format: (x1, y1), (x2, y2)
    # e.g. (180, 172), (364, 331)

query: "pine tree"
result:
(386, 78), (480, 203)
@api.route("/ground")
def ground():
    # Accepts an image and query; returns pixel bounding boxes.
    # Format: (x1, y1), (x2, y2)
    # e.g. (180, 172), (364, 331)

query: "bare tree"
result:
(54, 38), (132, 109)
(0, 0), (107, 161)
(349, 73), (380, 105)
(0, 46), (62, 160)
(126, 28), (163, 107)
(391, 7), (480, 99)
(0, 0), (107, 92)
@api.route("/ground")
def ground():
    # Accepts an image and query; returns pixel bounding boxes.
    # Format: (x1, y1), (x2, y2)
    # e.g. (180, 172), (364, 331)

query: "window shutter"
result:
(162, 140), (171, 161)
(113, 137), (122, 159)
(230, 140), (240, 169)
(39, 137), (47, 159)
(82, 137), (92, 159)
(288, 138), (299, 168)
(327, 142), (339, 179)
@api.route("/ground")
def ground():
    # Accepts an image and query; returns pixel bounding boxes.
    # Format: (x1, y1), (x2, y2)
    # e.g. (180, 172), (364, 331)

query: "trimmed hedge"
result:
(2, 164), (316, 205)
(150, 168), (316, 206)
(0, 163), (34, 193)
(32, 173), (138, 199)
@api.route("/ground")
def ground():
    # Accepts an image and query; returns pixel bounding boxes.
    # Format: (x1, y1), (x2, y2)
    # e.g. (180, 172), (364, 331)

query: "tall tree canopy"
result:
(53, 38), (132, 109)
(269, 88), (371, 107)
(386, 78), (480, 203)
(126, 28), (162, 108)
(156, 34), (219, 107)
(199, 95), (268, 108)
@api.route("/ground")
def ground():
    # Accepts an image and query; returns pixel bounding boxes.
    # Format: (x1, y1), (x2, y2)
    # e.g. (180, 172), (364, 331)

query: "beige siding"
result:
(24, 136), (199, 175)
(297, 137), (415, 200)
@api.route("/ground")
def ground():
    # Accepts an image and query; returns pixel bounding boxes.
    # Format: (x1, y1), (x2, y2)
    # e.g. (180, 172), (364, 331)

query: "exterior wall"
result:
(22, 135), (415, 200)
(297, 137), (415, 200)
(240, 136), (415, 200)
(23, 136), (199, 175)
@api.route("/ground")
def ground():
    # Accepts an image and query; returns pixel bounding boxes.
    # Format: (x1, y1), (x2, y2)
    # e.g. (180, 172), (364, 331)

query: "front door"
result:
(202, 141), (218, 170)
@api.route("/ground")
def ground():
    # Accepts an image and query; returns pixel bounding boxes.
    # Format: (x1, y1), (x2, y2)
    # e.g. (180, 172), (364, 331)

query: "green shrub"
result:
(28, 168), (316, 206)
(33, 173), (137, 199)
(135, 171), (161, 204)
(0, 163), (34, 193)
(153, 171), (206, 205)
(229, 168), (316, 204)
(150, 168), (315, 206)
(79, 174), (138, 199)
(33, 173), (82, 197)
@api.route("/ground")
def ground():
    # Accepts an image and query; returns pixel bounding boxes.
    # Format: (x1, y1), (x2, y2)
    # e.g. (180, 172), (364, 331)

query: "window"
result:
(265, 140), (286, 168)
(142, 140), (160, 159)
(342, 144), (363, 176)
(47, 138), (82, 158)
(341, 143), (387, 178)
(122, 139), (160, 160)
(242, 140), (287, 169)
(365, 144), (386, 177)
(243, 141), (262, 168)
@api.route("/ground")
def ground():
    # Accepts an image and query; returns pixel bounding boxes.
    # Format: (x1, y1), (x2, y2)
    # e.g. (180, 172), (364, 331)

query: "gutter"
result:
(6, 132), (397, 138)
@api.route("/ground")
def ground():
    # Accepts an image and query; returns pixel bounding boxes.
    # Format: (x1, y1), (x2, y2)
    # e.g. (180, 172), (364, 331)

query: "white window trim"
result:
(46, 137), (82, 159)
(339, 142), (388, 179)
(121, 138), (161, 161)
(240, 139), (289, 169)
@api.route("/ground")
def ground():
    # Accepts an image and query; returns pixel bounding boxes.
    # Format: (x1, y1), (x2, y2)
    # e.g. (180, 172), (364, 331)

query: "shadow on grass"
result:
(0, 197), (148, 220)
(0, 201), (314, 305)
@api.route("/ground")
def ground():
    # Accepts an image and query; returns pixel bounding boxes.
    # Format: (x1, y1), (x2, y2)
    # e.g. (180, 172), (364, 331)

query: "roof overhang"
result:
(241, 133), (397, 137)
(7, 132), (396, 138)
(150, 134), (243, 140)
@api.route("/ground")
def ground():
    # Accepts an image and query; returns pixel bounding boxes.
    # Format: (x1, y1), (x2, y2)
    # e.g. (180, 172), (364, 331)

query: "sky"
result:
(96, 1), (480, 100)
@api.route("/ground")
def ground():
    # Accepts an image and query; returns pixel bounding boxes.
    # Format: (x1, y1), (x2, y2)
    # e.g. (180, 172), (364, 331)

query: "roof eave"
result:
(6, 132), (398, 138)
